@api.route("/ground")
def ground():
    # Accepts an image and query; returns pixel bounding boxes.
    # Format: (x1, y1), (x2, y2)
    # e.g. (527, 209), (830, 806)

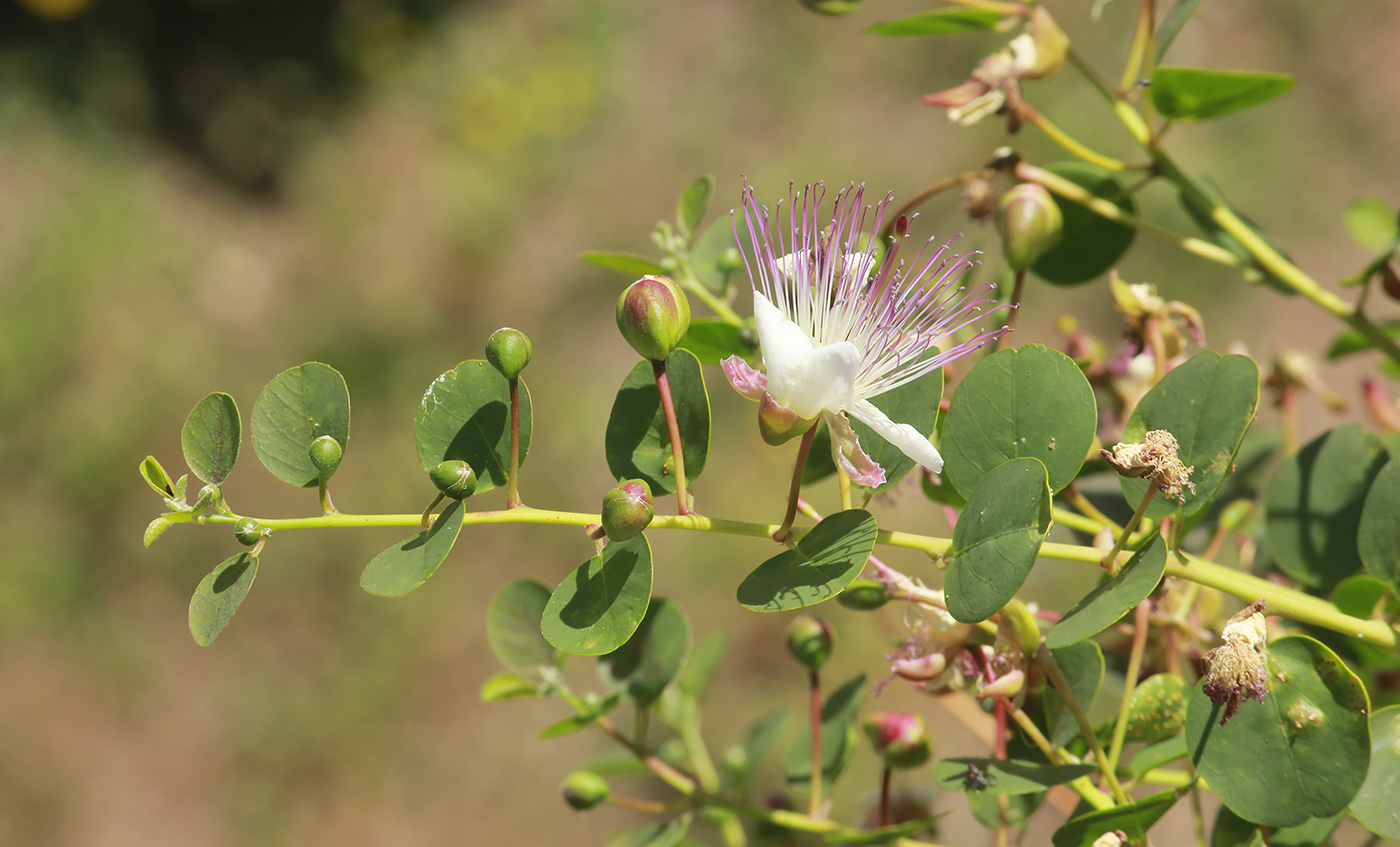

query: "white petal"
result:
(753, 291), (814, 408)
(782, 341), (860, 419)
(848, 399), (944, 473)
(825, 412), (885, 488)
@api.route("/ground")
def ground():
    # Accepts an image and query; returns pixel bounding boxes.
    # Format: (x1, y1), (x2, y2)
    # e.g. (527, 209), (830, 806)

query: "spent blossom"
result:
(1101, 429), (1196, 503)
(723, 181), (1008, 486)
(1201, 599), (1270, 725)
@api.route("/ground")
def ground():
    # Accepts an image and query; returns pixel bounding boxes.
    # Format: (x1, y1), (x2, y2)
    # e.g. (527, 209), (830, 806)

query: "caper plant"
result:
(142, 2), (1400, 846)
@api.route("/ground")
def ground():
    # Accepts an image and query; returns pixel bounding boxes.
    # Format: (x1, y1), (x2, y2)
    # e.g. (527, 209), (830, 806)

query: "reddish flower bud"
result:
(616, 275), (691, 360)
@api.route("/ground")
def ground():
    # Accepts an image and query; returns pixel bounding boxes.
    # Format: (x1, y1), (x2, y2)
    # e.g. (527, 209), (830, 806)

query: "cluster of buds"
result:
(1201, 599), (1270, 725)
(922, 7), (1068, 128)
(1101, 429), (1196, 503)
(1110, 274), (1205, 362)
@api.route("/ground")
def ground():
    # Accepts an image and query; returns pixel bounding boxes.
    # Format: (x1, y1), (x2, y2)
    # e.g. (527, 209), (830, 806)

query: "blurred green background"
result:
(2, 0), (1397, 844)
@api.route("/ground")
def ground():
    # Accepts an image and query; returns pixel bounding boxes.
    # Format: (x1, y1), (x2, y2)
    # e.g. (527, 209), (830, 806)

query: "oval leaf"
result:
(934, 758), (1096, 795)
(542, 535), (654, 656)
(1151, 66), (1295, 122)
(1032, 163), (1137, 286)
(480, 671), (540, 703)
(182, 392), (241, 485)
(1119, 352), (1260, 518)
(1212, 806), (1343, 847)
(1045, 640), (1105, 748)
(1186, 635), (1371, 827)
(601, 597), (691, 710)
(1264, 425), (1388, 589)
(679, 318), (756, 364)
(1358, 454), (1400, 589)
(677, 175), (715, 238)
(866, 8), (1001, 35)
(852, 362), (944, 493)
(943, 345), (1096, 497)
(581, 251), (667, 276)
(487, 577), (556, 671)
(140, 456), (176, 497)
(359, 500), (466, 597)
(1051, 787), (1185, 847)
(1048, 534), (1167, 648)
(944, 458), (1052, 623)
(1345, 198), (1398, 253)
(189, 552), (259, 646)
(737, 510), (878, 612)
(251, 363), (350, 487)
(618, 817), (691, 847)
(1350, 704), (1400, 838)
(415, 360), (532, 494)
(605, 349), (710, 495)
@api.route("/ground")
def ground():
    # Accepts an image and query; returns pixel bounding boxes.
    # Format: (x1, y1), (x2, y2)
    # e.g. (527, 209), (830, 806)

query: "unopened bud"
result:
(616, 275), (691, 360)
(758, 392), (817, 446)
(234, 517), (263, 547)
(998, 599), (1041, 654)
(560, 770), (610, 811)
(838, 578), (889, 610)
(862, 712), (932, 769)
(977, 669), (1025, 700)
(1382, 262), (1400, 302)
(786, 615), (834, 671)
(309, 435), (343, 480)
(798, 0), (866, 15)
(718, 247), (744, 272)
(485, 327), (532, 380)
(892, 653), (947, 682)
(996, 184), (1063, 270)
(600, 479), (654, 542)
(429, 460), (478, 500)
(962, 178), (1000, 222)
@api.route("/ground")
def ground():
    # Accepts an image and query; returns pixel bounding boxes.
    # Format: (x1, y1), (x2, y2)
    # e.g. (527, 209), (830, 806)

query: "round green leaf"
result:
(1264, 425), (1388, 590)
(1150, 67), (1295, 122)
(600, 597), (691, 710)
(542, 535), (654, 656)
(1186, 635), (1371, 827)
(486, 577), (556, 672)
(189, 552), (259, 646)
(359, 500), (465, 597)
(1048, 534), (1167, 648)
(1051, 787), (1185, 847)
(1045, 640), (1104, 748)
(1358, 454), (1400, 589)
(1119, 352), (1260, 518)
(785, 674), (866, 789)
(181, 393), (240, 485)
(480, 671), (540, 703)
(415, 360), (532, 495)
(1345, 198), (1398, 253)
(736, 510), (878, 612)
(852, 364), (944, 493)
(678, 318), (756, 364)
(1350, 704), (1400, 838)
(933, 758), (1096, 795)
(1212, 806), (1343, 847)
(1331, 574), (1396, 620)
(251, 362), (350, 488)
(605, 349), (710, 496)
(1124, 673), (1189, 743)
(1031, 163), (1137, 286)
(944, 458), (1052, 623)
(943, 345), (1096, 497)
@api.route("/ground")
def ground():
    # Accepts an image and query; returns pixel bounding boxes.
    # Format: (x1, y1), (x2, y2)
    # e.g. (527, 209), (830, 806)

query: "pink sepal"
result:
(825, 412), (886, 488)
(722, 355), (768, 402)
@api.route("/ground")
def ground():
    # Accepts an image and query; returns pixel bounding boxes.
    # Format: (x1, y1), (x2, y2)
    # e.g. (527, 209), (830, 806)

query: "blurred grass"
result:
(1, 0), (1398, 844)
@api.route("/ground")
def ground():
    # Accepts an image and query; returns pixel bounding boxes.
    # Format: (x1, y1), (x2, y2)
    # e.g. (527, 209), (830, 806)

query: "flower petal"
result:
(849, 399), (944, 474)
(825, 412), (885, 488)
(753, 291), (814, 405)
(783, 340), (860, 420)
(721, 355), (767, 402)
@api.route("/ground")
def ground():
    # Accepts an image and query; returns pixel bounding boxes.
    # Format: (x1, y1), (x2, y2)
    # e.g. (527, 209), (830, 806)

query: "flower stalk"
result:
(653, 358), (694, 515)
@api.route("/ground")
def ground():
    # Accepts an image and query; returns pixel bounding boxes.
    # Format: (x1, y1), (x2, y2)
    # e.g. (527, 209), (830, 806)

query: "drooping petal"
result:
(825, 412), (886, 488)
(781, 340), (860, 420)
(753, 291), (815, 405)
(722, 355), (767, 402)
(849, 399), (944, 474)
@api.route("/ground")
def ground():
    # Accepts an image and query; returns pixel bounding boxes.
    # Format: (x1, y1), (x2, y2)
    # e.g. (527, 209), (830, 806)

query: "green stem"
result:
(420, 492), (445, 528)
(1117, 0), (1154, 96)
(1015, 162), (1243, 268)
(1007, 707), (1115, 811)
(196, 508), (1397, 650)
(1037, 646), (1131, 805)
(1107, 601), (1151, 774)
(1019, 105), (1133, 172)
(1066, 49), (1152, 145)
(653, 358), (694, 515)
(1101, 484), (1157, 572)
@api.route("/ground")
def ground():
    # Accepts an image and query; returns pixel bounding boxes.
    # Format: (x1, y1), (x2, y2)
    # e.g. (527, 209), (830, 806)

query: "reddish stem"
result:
(652, 359), (693, 515)
(506, 378), (524, 508)
(775, 426), (819, 542)
(808, 668), (824, 817)
(879, 766), (893, 827)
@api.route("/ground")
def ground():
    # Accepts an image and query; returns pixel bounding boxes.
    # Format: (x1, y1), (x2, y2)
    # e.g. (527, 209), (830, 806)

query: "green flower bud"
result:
(560, 770), (610, 811)
(600, 479), (654, 542)
(757, 392), (817, 446)
(998, 599), (1041, 654)
(977, 669), (1025, 700)
(308, 435), (343, 480)
(234, 517), (263, 547)
(429, 460), (478, 500)
(838, 578), (890, 611)
(485, 327), (533, 380)
(786, 615), (834, 671)
(616, 275), (691, 360)
(862, 712), (932, 770)
(718, 247), (743, 272)
(799, 0), (866, 15)
(996, 183), (1063, 271)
